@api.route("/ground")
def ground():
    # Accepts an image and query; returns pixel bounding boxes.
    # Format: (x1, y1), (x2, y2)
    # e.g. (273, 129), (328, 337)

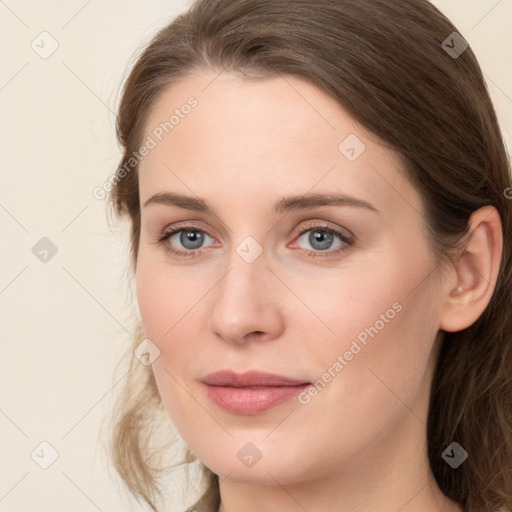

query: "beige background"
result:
(1, 1), (511, 511)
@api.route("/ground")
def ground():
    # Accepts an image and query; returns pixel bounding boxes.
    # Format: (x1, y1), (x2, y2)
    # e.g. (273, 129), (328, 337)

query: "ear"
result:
(439, 205), (503, 333)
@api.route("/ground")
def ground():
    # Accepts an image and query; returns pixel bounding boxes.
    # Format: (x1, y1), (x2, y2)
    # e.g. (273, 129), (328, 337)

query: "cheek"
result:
(288, 253), (424, 360)
(135, 251), (190, 342)
(293, 292), (439, 473)
(135, 259), (201, 433)
(135, 263), (167, 340)
(317, 278), (438, 425)
(297, 244), (440, 407)
(135, 254), (204, 384)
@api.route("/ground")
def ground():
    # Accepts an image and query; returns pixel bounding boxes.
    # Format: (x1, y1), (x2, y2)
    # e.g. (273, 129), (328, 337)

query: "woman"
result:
(106, 1), (512, 511)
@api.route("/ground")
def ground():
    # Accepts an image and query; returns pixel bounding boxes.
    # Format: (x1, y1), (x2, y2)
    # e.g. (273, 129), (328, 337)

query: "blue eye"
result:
(158, 228), (215, 256)
(292, 225), (353, 258)
(156, 223), (354, 258)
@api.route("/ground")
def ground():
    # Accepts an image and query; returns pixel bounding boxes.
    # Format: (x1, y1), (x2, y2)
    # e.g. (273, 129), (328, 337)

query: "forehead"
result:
(138, 71), (421, 219)
(144, 71), (372, 150)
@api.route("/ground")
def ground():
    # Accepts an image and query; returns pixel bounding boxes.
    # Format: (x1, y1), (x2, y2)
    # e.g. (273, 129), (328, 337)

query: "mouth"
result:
(201, 370), (311, 415)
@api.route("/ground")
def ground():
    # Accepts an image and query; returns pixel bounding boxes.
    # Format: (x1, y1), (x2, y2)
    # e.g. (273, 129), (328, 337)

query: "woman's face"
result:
(136, 71), (449, 488)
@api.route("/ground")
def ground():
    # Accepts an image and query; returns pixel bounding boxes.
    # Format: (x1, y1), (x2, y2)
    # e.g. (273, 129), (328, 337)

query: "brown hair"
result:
(106, 1), (512, 511)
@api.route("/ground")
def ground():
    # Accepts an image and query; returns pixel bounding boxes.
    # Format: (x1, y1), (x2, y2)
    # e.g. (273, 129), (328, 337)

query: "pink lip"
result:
(201, 370), (311, 415)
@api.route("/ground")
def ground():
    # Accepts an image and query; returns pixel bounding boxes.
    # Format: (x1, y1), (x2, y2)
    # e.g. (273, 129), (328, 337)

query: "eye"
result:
(291, 222), (354, 258)
(155, 221), (354, 259)
(156, 224), (216, 257)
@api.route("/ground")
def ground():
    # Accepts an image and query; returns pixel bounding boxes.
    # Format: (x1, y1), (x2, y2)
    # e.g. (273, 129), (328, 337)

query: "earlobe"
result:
(439, 206), (503, 333)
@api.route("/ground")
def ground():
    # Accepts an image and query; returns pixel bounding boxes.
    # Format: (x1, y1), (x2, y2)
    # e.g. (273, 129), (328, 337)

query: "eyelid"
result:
(290, 219), (354, 242)
(158, 219), (353, 241)
(155, 220), (218, 247)
(157, 220), (215, 240)
(156, 219), (355, 257)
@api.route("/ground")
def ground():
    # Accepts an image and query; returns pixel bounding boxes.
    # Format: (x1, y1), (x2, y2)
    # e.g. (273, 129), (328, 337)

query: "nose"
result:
(207, 249), (284, 346)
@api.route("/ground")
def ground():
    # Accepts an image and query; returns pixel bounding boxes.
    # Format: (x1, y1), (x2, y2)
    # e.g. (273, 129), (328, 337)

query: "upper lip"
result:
(201, 370), (310, 387)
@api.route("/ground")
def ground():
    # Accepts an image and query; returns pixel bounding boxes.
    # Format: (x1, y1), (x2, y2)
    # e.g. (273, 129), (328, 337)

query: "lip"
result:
(202, 370), (310, 387)
(201, 370), (311, 415)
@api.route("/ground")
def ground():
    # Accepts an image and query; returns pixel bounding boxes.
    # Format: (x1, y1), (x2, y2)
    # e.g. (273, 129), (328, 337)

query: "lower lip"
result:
(203, 383), (310, 415)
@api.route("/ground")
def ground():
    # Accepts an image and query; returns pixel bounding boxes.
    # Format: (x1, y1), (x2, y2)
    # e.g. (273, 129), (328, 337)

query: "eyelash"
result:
(155, 221), (354, 259)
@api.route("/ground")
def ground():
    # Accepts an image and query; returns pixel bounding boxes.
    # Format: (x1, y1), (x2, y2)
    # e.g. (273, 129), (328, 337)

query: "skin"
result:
(135, 70), (502, 512)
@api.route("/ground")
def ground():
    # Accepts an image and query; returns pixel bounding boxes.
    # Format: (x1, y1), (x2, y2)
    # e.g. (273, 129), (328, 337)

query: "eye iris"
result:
(309, 230), (334, 251)
(181, 230), (204, 250)
(171, 228), (340, 253)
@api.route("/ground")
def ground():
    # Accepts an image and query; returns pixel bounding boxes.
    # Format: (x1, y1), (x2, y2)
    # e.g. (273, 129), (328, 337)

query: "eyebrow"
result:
(142, 191), (380, 215)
